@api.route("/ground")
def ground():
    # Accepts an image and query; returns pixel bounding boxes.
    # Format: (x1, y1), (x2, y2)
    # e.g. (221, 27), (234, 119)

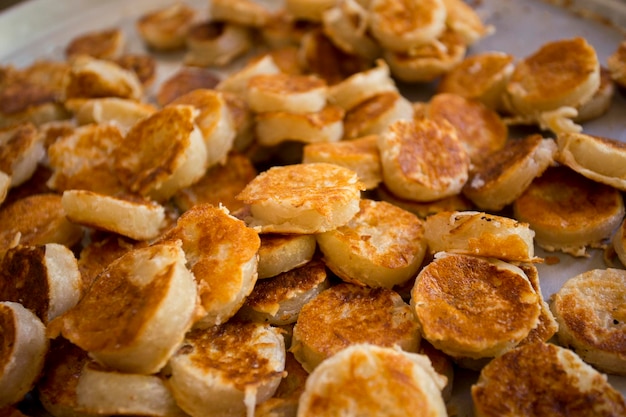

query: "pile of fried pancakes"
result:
(1, 0), (626, 415)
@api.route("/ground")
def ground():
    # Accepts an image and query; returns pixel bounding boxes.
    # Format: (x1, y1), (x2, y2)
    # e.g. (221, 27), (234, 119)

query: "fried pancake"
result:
(425, 93), (508, 165)
(75, 362), (186, 417)
(174, 151), (257, 213)
(462, 134), (557, 211)
(257, 233), (317, 279)
(0, 194), (83, 257)
(419, 340), (455, 401)
(217, 54), (281, 96)
(168, 89), (236, 168)
(322, 0), (381, 60)
(136, 3), (197, 51)
(64, 97), (156, 134)
(254, 352), (308, 417)
(575, 67), (615, 123)
(342, 91), (414, 140)
(0, 60), (70, 129)
(378, 118), (470, 202)
(0, 122), (45, 187)
(0, 172), (9, 207)
(238, 259), (330, 325)
(48, 241), (198, 374)
(236, 162), (364, 234)
(384, 29), (468, 83)
(168, 320), (286, 417)
(156, 66), (221, 107)
(184, 21), (253, 68)
(285, 0), (338, 22)
(247, 73), (328, 115)
(260, 11), (317, 49)
(256, 46), (306, 76)
(504, 37), (600, 116)
(472, 342), (626, 416)
(298, 29), (374, 86)
(222, 91), (256, 152)
(0, 301), (48, 408)
(614, 217), (626, 268)
(63, 55), (143, 101)
(113, 105), (208, 201)
(210, 0), (273, 27)
(441, 0), (493, 45)
(369, 0), (447, 52)
(550, 268), (626, 375)
(0, 243), (81, 324)
(114, 53), (157, 88)
(302, 134), (382, 189)
(255, 104), (345, 147)
(156, 204), (260, 327)
(61, 190), (167, 241)
(608, 40), (626, 88)
(36, 338), (89, 417)
(291, 283), (420, 372)
(556, 131), (626, 192)
(424, 211), (537, 262)
(437, 51), (515, 110)
(47, 123), (127, 195)
(376, 183), (474, 218)
(77, 233), (147, 289)
(297, 344), (447, 417)
(317, 198), (427, 288)
(65, 28), (125, 60)
(411, 253), (540, 359)
(516, 263), (558, 346)
(513, 166), (625, 257)
(327, 59), (398, 110)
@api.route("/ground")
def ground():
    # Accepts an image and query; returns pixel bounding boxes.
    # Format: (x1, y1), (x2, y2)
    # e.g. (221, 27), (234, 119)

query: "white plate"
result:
(1, 0), (625, 415)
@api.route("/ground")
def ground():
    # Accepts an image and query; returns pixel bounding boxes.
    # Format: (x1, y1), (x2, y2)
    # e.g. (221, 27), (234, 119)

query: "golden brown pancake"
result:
(472, 342), (626, 416)
(291, 282), (420, 372)
(184, 21), (252, 67)
(342, 91), (413, 140)
(136, 2), (197, 52)
(256, 233), (317, 279)
(65, 28), (125, 60)
(156, 66), (221, 107)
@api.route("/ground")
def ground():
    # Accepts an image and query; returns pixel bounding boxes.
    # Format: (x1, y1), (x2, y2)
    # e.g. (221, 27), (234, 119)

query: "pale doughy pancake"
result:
(556, 131), (626, 192)
(550, 268), (626, 375)
(472, 342), (626, 416)
(378, 118), (470, 202)
(247, 73), (328, 114)
(0, 122), (45, 188)
(297, 344), (448, 417)
(424, 211), (537, 262)
(0, 243), (81, 324)
(65, 97), (156, 135)
(322, 0), (381, 60)
(0, 301), (48, 408)
(411, 253), (540, 360)
(291, 283), (420, 372)
(61, 190), (167, 241)
(257, 233), (317, 279)
(210, 0), (272, 27)
(513, 166), (625, 257)
(236, 162), (364, 234)
(462, 134), (557, 211)
(316, 198), (427, 288)
(608, 40), (626, 88)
